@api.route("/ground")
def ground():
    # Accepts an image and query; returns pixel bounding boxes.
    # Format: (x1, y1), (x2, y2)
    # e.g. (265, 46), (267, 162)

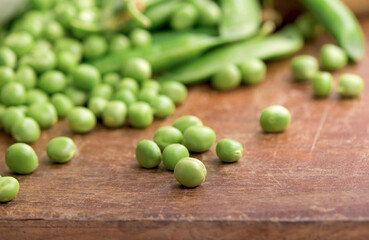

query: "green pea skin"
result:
(73, 64), (101, 92)
(150, 95), (175, 119)
(160, 81), (187, 105)
(170, 3), (199, 30)
(57, 51), (79, 73)
(6, 143), (39, 174)
(4, 32), (34, 57)
(123, 58), (152, 83)
(26, 50), (57, 73)
(183, 126), (216, 153)
(114, 89), (137, 106)
(26, 89), (49, 105)
(44, 20), (65, 42)
(211, 64), (241, 91)
(90, 84), (113, 100)
(162, 144), (189, 171)
(47, 137), (76, 163)
(38, 70), (67, 94)
(138, 88), (158, 104)
(0, 176), (20, 202)
(15, 66), (37, 89)
(193, 0), (221, 27)
(27, 103), (58, 129)
(0, 66), (15, 89)
(11, 117), (40, 143)
(338, 74), (364, 98)
(2, 107), (25, 133)
(239, 58), (266, 85)
(83, 35), (108, 60)
(173, 115), (203, 133)
(130, 28), (152, 48)
(295, 13), (320, 40)
(30, 0), (54, 10)
(136, 140), (161, 168)
(291, 55), (318, 82)
(0, 104), (6, 129)
(260, 105), (291, 133)
(51, 93), (74, 118)
(154, 126), (184, 151)
(0, 47), (17, 68)
(128, 102), (153, 128)
(109, 34), (131, 53)
(64, 87), (88, 106)
(117, 78), (139, 94)
(320, 44), (348, 71)
(55, 2), (78, 27)
(102, 101), (127, 128)
(55, 38), (83, 61)
(216, 139), (243, 163)
(174, 157), (207, 188)
(67, 107), (96, 133)
(103, 73), (120, 87)
(87, 97), (108, 118)
(312, 72), (333, 98)
(1, 82), (26, 106)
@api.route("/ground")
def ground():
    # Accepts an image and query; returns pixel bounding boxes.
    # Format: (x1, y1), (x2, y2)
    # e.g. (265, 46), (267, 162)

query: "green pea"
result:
(47, 137), (76, 163)
(128, 102), (153, 128)
(196, 0), (221, 27)
(103, 73), (120, 87)
(19, 14), (45, 38)
(183, 126), (216, 153)
(44, 20), (65, 41)
(55, 38), (83, 60)
(142, 80), (160, 93)
(109, 34), (131, 53)
(74, 0), (96, 10)
(173, 115), (203, 133)
(320, 44), (348, 71)
(160, 81), (187, 105)
(337, 74), (364, 98)
(114, 89), (137, 106)
(32, 39), (52, 52)
(135, 140), (161, 168)
(174, 157), (206, 188)
(0, 47), (17, 69)
(211, 64), (241, 91)
(162, 144), (189, 171)
(216, 139), (243, 163)
(260, 105), (291, 133)
(90, 84), (113, 100)
(17, 105), (28, 114)
(57, 51), (79, 73)
(0, 176), (20, 202)
(55, 2), (78, 27)
(138, 88), (158, 104)
(239, 58), (267, 85)
(130, 28), (152, 48)
(102, 101), (127, 128)
(11, 117), (40, 144)
(83, 35), (108, 60)
(30, 0), (54, 10)
(151, 95), (175, 119)
(64, 87), (88, 106)
(2, 107), (25, 133)
(123, 58), (152, 83)
(73, 64), (101, 92)
(295, 13), (321, 40)
(0, 66), (15, 89)
(15, 66), (37, 89)
(27, 103), (57, 129)
(67, 107), (96, 133)
(1, 82), (26, 106)
(4, 32), (34, 57)
(312, 72), (333, 98)
(26, 89), (49, 105)
(26, 50), (57, 73)
(117, 77), (139, 94)
(87, 97), (108, 118)
(154, 126), (184, 151)
(5, 143), (39, 174)
(51, 93), (74, 118)
(291, 55), (318, 82)
(38, 70), (67, 94)
(0, 104), (6, 129)
(170, 3), (199, 30)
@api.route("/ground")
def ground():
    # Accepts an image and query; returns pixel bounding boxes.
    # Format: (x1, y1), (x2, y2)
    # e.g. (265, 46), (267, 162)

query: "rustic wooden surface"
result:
(1, 17), (369, 240)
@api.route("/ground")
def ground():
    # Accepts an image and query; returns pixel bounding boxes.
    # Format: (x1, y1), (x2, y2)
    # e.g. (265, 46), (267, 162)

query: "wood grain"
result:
(1, 16), (369, 240)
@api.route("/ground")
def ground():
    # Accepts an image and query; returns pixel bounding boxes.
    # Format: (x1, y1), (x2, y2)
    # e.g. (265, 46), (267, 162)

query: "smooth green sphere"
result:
(338, 74), (364, 98)
(11, 117), (41, 144)
(27, 103), (58, 129)
(173, 115), (203, 133)
(73, 64), (101, 92)
(211, 64), (241, 91)
(153, 126), (184, 151)
(123, 58), (152, 83)
(67, 107), (96, 133)
(183, 126), (216, 153)
(320, 44), (348, 71)
(135, 140), (161, 168)
(102, 101), (127, 128)
(6, 143), (39, 174)
(47, 137), (76, 163)
(162, 144), (189, 171)
(260, 105), (291, 133)
(239, 58), (267, 85)
(174, 157), (207, 188)
(216, 139), (243, 163)
(1, 82), (26, 106)
(312, 72), (333, 98)
(128, 102), (153, 128)
(291, 55), (318, 82)
(0, 176), (20, 202)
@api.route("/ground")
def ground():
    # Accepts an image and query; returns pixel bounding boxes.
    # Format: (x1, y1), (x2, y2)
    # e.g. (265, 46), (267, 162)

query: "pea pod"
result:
(299, 0), (365, 62)
(157, 25), (303, 85)
(219, 0), (261, 40)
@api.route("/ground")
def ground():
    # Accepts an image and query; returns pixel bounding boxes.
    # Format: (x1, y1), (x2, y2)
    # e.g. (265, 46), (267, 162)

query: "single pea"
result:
(73, 64), (101, 92)
(312, 72), (333, 98)
(138, 88), (158, 104)
(0, 47), (17, 68)
(27, 103), (57, 129)
(17, 14), (44, 39)
(38, 70), (67, 94)
(211, 64), (242, 91)
(1, 82), (26, 106)
(174, 157), (207, 188)
(32, 39), (52, 52)
(102, 101), (127, 128)
(142, 80), (160, 93)
(170, 3), (199, 30)
(216, 139), (243, 163)
(160, 81), (187, 105)
(0, 66), (15, 89)
(11, 117), (41, 144)
(154, 126), (184, 151)
(150, 95), (175, 119)
(183, 126), (216, 153)
(162, 144), (189, 171)
(47, 137), (76, 163)
(130, 28), (152, 48)
(197, 0), (221, 27)
(117, 77), (139, 94)
(67, 107), (96, 133)
(320, 44), (348, 71)
(26, 89), (49, 105)
(173, 115), (203, 133)
(0, 176), (20, 202)
(51, 93), (74, 118)
(239, 58), (267, 85)
(4, 32), (34, 57)
(64, 87), (88, 106)
(57, 51), (79, 73)
(15, 66), (37, 89)
(5, 143), (39, 174)
(337, 74), (364, 98)
(128, 102), (153, 128)
(26, 49), (57, 73)
(83, 35), (108, 60)
(135, 140), (161, 168)
(291, 55), (319, 82)
(2, 107), (25, 133)
(55, 38), (83, 60)
(103, 73), (120, 87)
(295, 13), (321, 40)
(260, 105), (291, 133)
(87, 97), (108, 118)
(123, 58), (152, 83)
(114, 89), (137, 106)
(55, 2), (78, 27)
(109, 34), (131, 53)
(44, 20), (65, 41)
(90, 84), (113, 100)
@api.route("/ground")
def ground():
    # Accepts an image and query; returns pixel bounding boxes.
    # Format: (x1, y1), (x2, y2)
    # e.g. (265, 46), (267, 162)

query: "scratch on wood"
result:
(310, 107), (329, 153)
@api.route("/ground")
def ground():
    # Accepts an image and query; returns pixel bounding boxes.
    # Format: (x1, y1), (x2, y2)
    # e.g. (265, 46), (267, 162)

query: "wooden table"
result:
(1, 17), (369, 240)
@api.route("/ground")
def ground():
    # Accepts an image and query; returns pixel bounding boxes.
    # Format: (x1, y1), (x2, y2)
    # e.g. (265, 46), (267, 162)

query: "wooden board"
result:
(1, 17), (369, 240)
